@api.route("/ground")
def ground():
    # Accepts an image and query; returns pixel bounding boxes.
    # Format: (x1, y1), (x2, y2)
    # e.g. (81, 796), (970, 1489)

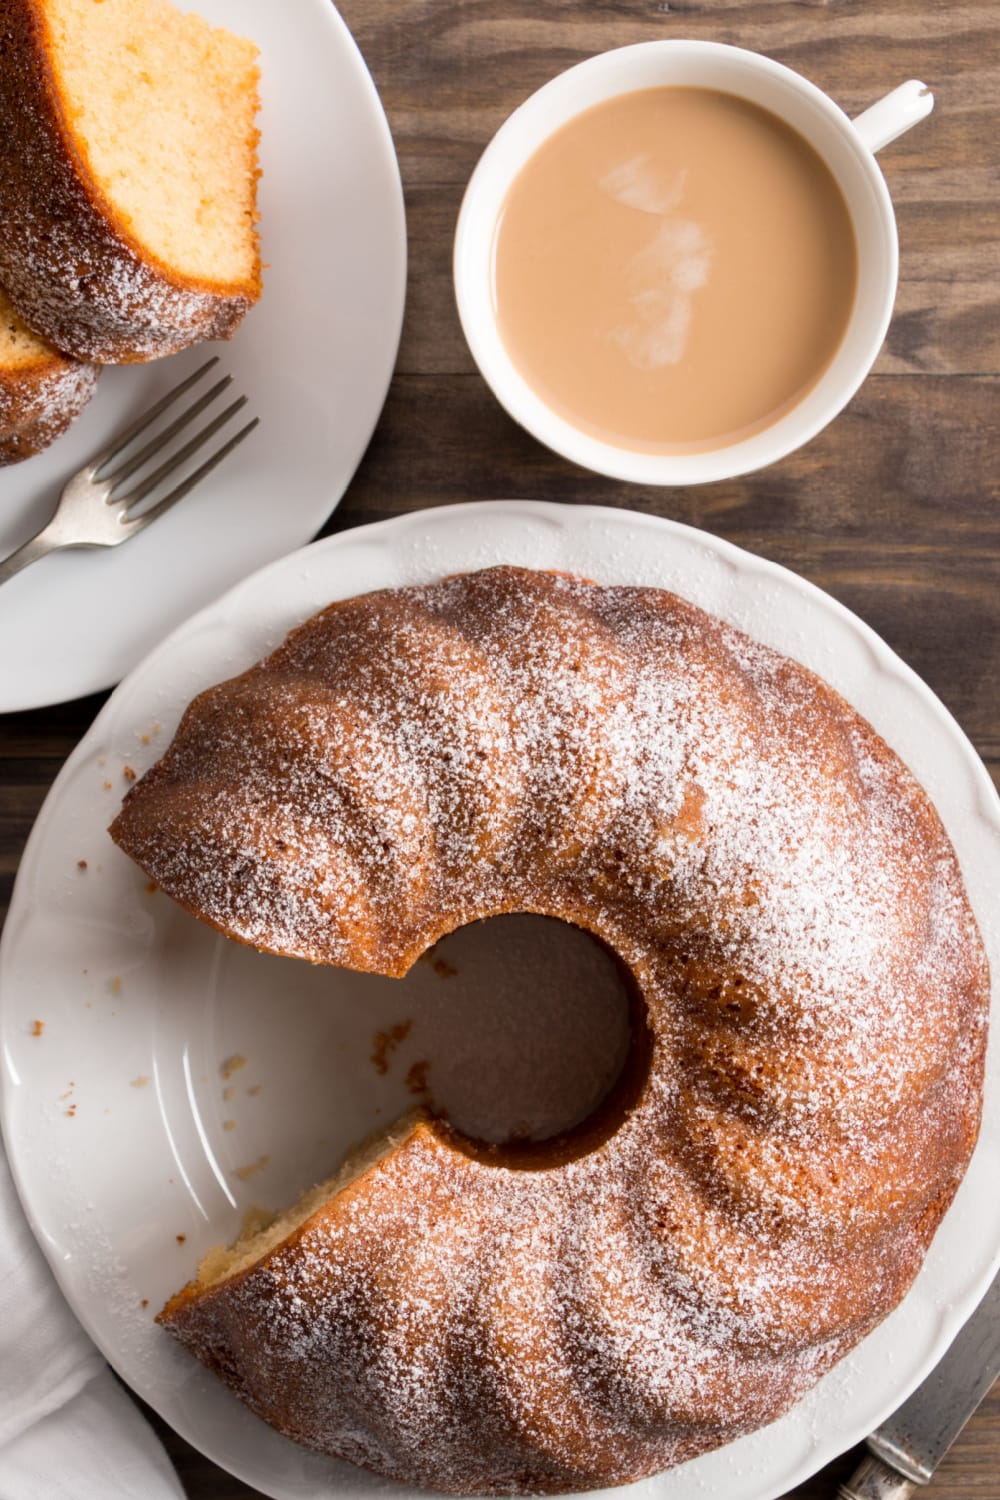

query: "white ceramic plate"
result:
(0, 0), (405, 714)
(2, 501), (999, 1500)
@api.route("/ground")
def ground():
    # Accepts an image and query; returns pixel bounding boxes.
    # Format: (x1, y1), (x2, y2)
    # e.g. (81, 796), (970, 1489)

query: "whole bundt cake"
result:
(109, 566), (989, 1495)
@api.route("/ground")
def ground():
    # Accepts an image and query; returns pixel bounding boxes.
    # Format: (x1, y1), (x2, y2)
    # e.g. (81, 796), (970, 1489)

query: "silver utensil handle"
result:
(838, 1455), (918, 1500)
(0, 530), (60, 587)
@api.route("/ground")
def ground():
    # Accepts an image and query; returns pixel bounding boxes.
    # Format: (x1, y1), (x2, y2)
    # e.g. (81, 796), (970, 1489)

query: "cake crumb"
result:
(223, 1084), (236, 1102)
(234, 1155), (269, 1181)
(31, 1019), (44, 1037)
(144, 880), (158, 895)
(131, 1075), (151, 1089)
(371, 1019), (412, 1075)
(247, 1083), (262, 1097)
(140, 1298), (149, 1309)
(223, 1119), (236, 1131)
(123, 765), (136, 782)
(176, 1234), (186, 1244)
(77, 859), (88, 871)
(405, 1059), (432, 1098)
(109, 976), (122, 997)
(220, 1053), (247, 1080)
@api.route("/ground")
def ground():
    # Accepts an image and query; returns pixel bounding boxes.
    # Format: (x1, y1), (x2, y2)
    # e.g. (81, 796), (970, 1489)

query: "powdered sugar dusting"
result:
(111, 567), (989, 1494)
(0, 324), (98, 464)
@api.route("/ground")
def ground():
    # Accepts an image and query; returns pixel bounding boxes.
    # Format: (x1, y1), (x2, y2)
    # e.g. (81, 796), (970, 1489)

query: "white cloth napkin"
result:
(0, 1143), (183, 1500)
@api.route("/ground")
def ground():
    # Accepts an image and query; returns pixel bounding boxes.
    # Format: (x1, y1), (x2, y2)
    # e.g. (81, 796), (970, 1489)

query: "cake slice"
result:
(0, 0), (261, 363)
(1, 284), (98, 463)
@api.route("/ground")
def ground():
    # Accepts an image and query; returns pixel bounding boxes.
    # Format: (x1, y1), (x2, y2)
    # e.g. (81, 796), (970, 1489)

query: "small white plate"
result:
(0, 0), (405, 714)
(2, 501), (999, 1500)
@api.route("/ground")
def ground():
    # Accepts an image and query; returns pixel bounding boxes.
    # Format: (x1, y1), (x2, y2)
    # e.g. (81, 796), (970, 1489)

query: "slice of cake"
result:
(0, 0), (261, 363)
(1, 284), (98, 463)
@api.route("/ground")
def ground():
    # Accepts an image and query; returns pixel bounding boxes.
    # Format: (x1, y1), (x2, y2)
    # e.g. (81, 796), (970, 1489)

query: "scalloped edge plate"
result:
(2, 501), (999, 1500)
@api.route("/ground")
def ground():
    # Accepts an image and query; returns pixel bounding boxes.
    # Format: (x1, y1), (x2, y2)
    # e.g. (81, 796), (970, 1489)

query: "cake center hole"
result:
(399, 914), (637, 1146)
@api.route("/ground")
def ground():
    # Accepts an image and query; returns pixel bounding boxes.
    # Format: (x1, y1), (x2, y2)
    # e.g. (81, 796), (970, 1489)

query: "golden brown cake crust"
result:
(0, 312), (97, 463)
(112, 567), (990, 1494)
(0, 0), (261, 363)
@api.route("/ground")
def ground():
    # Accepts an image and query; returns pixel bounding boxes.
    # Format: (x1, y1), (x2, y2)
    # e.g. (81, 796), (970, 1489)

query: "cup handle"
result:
(852, 80), (934, 154)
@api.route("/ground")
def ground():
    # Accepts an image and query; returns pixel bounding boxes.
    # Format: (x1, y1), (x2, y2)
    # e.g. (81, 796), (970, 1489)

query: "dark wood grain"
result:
(2, 0), (998, 1496)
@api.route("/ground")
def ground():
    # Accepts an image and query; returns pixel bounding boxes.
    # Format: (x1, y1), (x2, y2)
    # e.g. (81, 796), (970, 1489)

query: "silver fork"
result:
(0, 358), (258, 587)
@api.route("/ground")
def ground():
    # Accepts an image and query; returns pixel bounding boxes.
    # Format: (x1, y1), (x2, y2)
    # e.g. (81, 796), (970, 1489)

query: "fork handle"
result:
(0, 530), (61, 587)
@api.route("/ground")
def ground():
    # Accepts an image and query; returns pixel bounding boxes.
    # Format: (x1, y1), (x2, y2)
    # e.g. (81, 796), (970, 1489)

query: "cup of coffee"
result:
(453, 42), (933, 485)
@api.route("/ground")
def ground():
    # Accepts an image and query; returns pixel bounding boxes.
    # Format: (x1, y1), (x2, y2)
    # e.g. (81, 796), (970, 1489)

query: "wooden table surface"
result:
(3, 0), (999, 1495)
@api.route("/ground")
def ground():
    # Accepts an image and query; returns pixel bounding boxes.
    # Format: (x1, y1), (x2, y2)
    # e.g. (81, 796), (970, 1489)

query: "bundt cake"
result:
(0, 283), (97, 462)
(0, 0), (261, 363)
(110, 566), (989, 1495)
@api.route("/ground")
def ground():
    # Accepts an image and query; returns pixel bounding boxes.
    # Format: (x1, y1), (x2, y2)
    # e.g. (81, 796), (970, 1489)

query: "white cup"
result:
(453, 42), (933, 486)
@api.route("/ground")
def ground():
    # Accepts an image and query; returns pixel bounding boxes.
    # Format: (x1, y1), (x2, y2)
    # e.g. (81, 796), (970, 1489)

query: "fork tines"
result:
(95, 358), (258, 525)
